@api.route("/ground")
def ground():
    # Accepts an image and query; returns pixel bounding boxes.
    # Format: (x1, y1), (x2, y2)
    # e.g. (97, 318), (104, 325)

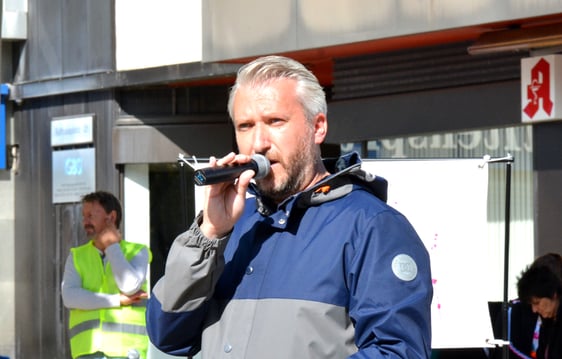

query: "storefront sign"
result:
(521, 55), (562, 123)
(51, 114), (94, 147)
(342, 126), (532, 159)
(52, 148), (96, 203)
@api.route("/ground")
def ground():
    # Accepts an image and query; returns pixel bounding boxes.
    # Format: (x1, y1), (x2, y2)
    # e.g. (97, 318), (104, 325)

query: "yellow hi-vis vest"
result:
(69, 240), (152, 359)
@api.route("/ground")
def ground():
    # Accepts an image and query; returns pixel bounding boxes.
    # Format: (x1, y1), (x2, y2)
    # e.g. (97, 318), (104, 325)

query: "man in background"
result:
(62, 191), (152, 359)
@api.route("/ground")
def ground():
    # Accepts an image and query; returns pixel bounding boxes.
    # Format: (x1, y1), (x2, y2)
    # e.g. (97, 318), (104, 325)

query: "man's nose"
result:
(252, 124), (271, 152)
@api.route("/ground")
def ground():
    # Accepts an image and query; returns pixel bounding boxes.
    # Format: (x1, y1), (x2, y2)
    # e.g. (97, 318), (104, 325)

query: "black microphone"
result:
(193, 154), (270, 186)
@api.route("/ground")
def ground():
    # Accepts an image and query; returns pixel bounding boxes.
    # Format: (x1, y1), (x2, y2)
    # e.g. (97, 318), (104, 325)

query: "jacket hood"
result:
(251, 152), (388, 215)
(298, 151), (388, 207)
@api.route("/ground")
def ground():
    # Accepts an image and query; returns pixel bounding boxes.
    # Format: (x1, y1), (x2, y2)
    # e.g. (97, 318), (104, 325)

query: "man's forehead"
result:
(82, 201), (105, 212)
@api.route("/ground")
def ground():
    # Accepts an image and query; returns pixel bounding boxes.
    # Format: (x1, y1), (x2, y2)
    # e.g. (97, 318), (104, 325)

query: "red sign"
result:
(521, 55), (562, 123)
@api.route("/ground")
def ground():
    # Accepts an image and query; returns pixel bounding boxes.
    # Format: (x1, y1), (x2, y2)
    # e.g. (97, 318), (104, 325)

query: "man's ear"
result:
(107, 210), (117, 224)
(314, 113), (328, 144)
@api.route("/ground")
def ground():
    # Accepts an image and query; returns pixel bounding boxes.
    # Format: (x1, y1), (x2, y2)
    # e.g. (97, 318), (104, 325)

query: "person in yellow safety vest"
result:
(62, 191), (152, 359)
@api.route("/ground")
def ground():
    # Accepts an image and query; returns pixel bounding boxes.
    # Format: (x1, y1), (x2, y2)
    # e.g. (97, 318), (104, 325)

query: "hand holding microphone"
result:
(195, 153), (270, 238)
(194, 154), (270, 186)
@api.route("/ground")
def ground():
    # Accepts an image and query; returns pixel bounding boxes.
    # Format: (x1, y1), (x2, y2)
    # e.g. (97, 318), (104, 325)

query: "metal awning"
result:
(9, 62), (242, 103)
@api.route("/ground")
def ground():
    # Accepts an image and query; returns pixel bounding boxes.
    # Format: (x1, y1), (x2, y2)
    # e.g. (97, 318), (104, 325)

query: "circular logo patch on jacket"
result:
(391, 254), (418, 281)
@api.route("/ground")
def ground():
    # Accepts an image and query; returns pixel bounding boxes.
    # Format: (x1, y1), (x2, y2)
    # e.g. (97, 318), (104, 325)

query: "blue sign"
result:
(0, 84), (9, 170)
(52, 148), (96, 203)
(64, 157), (84, 176)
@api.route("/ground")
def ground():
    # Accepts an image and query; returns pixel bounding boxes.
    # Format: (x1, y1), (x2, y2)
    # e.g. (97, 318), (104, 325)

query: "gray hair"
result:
(227, 55), (327, 122)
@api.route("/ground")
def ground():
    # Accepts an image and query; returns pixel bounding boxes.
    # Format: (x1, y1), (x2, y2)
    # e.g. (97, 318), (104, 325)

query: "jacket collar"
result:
(250, 152), (388, 216)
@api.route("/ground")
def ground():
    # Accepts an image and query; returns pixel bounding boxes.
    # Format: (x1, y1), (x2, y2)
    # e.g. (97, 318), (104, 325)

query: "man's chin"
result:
(255, 179), (279, 197)
(256, 182), (294, 204)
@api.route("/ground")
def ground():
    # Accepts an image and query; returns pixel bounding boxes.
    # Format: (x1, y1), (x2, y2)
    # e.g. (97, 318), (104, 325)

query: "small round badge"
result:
(391, 254), (418, 281)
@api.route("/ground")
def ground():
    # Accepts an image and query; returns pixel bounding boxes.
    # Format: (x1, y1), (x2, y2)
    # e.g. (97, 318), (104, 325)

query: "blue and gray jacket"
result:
(146, 152), (433, 358)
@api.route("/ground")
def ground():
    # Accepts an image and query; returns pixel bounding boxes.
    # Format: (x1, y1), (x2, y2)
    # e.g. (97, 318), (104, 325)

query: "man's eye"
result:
(237, 123), (252, 131)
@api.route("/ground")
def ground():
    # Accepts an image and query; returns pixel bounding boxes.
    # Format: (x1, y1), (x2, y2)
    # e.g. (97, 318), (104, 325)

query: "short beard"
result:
(257, 129), (317, 203)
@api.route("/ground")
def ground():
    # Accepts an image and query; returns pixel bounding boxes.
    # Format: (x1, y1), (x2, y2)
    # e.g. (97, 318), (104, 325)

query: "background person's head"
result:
(517, 263), (562, 319)
(81, 191), (122, 237)
(530, 252), (562, 279)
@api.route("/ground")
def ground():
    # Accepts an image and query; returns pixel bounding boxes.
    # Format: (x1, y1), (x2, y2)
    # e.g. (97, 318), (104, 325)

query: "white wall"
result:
(0, 173), (15, 359)
(115, 0), (202, 71)
(202, 0), (562, 61)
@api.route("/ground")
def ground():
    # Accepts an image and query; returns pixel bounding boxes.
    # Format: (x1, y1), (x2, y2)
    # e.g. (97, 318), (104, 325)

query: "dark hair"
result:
(530, 252), (562, 280)
(81, 191), (122, 229)
(517, 264), (562, 304)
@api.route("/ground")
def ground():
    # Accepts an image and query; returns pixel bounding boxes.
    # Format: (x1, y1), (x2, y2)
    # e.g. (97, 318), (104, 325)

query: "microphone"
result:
(193, 154), (270, 186)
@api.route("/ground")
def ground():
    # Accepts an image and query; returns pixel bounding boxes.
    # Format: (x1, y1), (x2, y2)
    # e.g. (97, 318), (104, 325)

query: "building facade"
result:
(1, 1), (562, 358)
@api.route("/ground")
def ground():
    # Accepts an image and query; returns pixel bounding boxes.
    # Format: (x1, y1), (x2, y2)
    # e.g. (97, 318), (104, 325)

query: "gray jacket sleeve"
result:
(152, 215), (230, 312)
